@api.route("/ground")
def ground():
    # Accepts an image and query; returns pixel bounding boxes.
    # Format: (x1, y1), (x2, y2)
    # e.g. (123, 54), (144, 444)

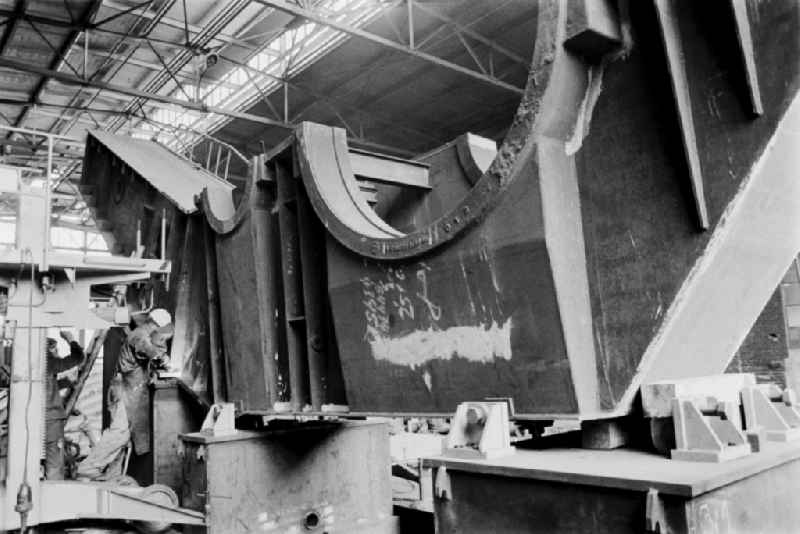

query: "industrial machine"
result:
(0, 158), (204, 532)
(194, 0), (800, 424)
(196, 0), (800, 531)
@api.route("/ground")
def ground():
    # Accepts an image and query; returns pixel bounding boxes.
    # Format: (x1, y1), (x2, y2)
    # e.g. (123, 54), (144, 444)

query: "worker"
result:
(75, 376), (131, 480)
(115, 308), (172, 456)
(44, 331), (85, 480)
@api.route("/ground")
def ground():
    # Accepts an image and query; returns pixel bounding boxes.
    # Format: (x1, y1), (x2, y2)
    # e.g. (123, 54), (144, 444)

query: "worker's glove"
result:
(59, 330), (75, 344)
(152, 355), (171, 372)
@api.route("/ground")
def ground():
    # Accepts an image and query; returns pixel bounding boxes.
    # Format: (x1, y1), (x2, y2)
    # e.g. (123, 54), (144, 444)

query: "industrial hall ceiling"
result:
(0, 0), (536, 231)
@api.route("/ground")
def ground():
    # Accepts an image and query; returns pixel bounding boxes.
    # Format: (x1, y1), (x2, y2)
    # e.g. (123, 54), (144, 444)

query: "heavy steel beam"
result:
(348, 147), (430, 189)
(0, 56), (292, 128)
(254, 0), (525, 95)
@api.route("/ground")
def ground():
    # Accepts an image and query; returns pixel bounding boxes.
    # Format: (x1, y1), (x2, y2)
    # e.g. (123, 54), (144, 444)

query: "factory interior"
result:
(0, 0), (798, 532)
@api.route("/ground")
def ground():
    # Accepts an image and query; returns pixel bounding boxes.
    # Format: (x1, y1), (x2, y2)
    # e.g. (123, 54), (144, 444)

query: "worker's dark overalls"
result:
(44, 339), (85, 479)
(115, 323), (169, 455)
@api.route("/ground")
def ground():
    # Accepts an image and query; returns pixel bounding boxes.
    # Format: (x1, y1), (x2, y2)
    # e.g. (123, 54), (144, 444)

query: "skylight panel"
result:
(136, 0), (388, 155)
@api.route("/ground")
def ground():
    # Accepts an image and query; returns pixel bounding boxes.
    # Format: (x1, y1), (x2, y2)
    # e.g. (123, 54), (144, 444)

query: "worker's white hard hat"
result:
(148, 308), (172, 327)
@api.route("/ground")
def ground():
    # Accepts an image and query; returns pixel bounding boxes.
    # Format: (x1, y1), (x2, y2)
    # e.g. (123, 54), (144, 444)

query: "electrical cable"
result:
(14, 248), (36, 533)
(7, 251), (50, 309)
(23, 250), (33, 482)
(22, 249), (36, 482)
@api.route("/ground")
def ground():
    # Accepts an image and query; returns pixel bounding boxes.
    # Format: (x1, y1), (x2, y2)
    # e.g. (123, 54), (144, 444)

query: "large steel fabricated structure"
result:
(197, 0), (800, 421)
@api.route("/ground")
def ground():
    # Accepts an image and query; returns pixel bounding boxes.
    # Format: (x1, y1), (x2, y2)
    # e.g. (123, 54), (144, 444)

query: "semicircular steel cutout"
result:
(198, 159), (255, 235)
(295, 1), (580, 260)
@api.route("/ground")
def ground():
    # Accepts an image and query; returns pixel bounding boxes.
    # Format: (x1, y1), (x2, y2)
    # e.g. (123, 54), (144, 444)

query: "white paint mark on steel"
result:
(628, 230), (637, 250)
(422, 370), (433, 391)
(566, 64), (605, 156)
(459, 253), (477, 317)
(369, 320), (513, 368)
(273, 401), (291, 413)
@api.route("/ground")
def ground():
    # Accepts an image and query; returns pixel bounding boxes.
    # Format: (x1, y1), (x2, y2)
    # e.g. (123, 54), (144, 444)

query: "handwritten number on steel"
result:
(360, 262), (443, 341)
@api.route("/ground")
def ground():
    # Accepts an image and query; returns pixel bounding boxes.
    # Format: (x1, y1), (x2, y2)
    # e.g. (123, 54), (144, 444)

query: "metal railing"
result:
(178, 132), (249, 184)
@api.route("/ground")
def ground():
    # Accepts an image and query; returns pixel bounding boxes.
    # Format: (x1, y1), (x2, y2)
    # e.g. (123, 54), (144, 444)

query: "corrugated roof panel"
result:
(88, 130), (235, 214)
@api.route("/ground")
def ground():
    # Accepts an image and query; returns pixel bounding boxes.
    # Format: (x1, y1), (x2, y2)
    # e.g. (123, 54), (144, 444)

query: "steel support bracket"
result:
(200, 402), (236, 436)
(444, 401), (514, 459)
(742, 386), (800, 443)
(670, 398), (751, 462)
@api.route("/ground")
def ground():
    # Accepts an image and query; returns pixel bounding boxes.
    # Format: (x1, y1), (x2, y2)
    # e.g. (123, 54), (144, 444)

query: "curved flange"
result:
(455, 133), (498, 186)
(296, 124), (403, 241)
(296, 0), (573, 260)
(198, 159), (254, 235)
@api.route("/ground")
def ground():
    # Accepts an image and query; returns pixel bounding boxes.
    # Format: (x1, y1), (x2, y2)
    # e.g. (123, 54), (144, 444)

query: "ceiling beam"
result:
(54, 0), (182, 137)
(78, 44), (240, 89)
(0, 8), (200, 53)
(0, 98), (142, 122)
(217, 54), (444, 145)
(104, 0), (253, 132)
(0, 123), (82, 141)
(0, 97), (232, 140)
(0, 56), (292, 128)
(0, 135), (82, 155)
(101, 0), (278, 55)
(253, 0), (524, 95)
(412, 2), (529, 68)
(10, 0), (105, 131)
(0, 0), (28, 61)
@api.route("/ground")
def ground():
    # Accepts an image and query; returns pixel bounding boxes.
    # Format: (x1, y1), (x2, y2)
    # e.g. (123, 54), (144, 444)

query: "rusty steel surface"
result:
(189, 0), (800, 419)
(87, 131), (234, 214)
(425, 442), (800, 533)
(180, 422), (396, 534)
